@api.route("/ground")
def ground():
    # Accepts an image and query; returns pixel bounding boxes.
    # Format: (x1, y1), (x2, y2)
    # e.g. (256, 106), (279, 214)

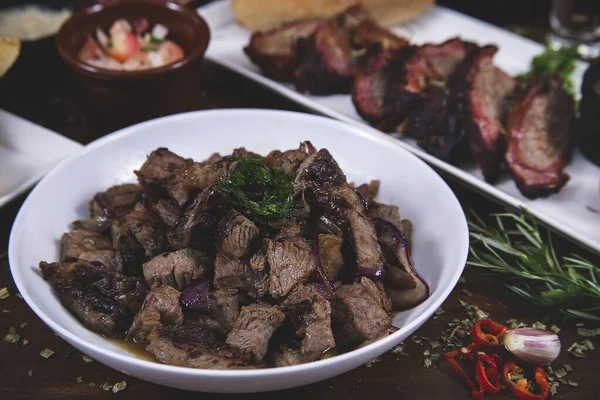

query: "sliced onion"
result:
(314, 236), (335, 293)
(374, 218), (429, 310)
(96, 28), (109, 48)
(179, 277), (210, 313)
(300, 140), (317, 155)
(356, 263), (386, 279)
(151, 23), (168, 40)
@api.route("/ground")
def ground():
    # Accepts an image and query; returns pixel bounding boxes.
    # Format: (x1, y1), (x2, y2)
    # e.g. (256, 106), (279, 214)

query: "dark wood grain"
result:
(1, 1), (599, 399)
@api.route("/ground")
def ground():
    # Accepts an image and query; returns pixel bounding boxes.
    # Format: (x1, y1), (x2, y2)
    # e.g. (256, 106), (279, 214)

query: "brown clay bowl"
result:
(56, 0), (210, 130)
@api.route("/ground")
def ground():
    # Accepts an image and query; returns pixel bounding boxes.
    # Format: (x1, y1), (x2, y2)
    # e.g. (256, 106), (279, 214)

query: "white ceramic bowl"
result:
(9, 109), (468, 393)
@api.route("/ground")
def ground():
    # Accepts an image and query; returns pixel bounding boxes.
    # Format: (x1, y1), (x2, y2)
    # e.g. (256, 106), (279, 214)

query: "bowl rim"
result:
(8, 108), (469, 378)
(55, 0), (210, 80)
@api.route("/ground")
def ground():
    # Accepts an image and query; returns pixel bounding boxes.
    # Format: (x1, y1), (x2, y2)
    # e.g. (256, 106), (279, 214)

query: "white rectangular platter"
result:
(0, 109), (83, 209)
(197, 0), (600, 253)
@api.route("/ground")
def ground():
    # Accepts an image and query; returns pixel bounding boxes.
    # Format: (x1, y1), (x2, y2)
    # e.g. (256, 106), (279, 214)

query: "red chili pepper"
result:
(444, 345), (482, 399)
(475, 353), (502, 394)
(471, 319), (508, 350)
(501, 358), (550, 400)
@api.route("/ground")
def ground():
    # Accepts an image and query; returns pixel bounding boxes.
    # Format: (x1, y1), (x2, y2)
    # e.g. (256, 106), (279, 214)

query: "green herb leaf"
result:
(149, 36), (163, 45)
(217, 157), (294, 223)
(515, 46), (578, 95)
(467, 209), (600, 321)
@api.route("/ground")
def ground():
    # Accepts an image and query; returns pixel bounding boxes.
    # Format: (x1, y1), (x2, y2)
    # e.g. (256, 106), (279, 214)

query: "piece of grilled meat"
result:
(505, 75), (575, 198)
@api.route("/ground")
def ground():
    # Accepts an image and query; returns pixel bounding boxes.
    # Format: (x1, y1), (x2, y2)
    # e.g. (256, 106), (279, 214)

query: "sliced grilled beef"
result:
(71, 216), (112, 233)
(52, 280), (132, 337)
(226, 302), (285, 360)
(505, 75), (574, 198)
(278, 284), (335, 364)
(151, 199), (182, 228)
(143, 248), (212, 290)
(232, 147), (264, 160)
(164, 157), (233, 206)
(127, 285), (184, 344)
(213, 254), (269, 299)
(458, 46), (516, 182)
(359, 276), (392, 312)
(134, 147), (189, 193)
(124, 202), (167, 259)
(317, 233), (344, 282)
(295, 149), (347, 191)
(339, 186), (384, 279)
(264, 141), (317, 175)
(215, 210), (260, 258)
(40, 260), (148, 336)
(368, 202), (402, 232)
(209, 289), (240, 333)
(167, 186), (228, 251)
(40, 260), (148, 315)
(147, 323), (255, 369)
(354, 38), (473, 133)
(295, 20), (355, 95)
(330, 283), (391, 347)
(351, 19), (408, 51)
(60, 229), (112, 262)
(266, 236), (315, 298)
(78, 249), (118, 271)
(89, 183), (142, 218)
(244, 20), (324, 82)
(112, 221), (148, 276)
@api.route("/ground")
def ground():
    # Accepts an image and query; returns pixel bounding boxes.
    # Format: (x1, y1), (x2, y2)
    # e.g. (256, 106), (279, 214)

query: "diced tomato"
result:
(106, 31), (141, 63)
(159, 40), (184, 64)
(78, 36), (102, 60)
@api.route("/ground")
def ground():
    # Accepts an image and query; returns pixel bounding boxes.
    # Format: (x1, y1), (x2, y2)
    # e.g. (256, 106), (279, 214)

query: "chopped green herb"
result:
(515, 46), (578, 95)
(364, 357), (381, 368)
(423, 358), (432, 368)
(458, 276), (466, 284)
(149, 36), (163, 45)
(550, 382), (559, 396)
(461, 289), (472, 297)
(458, 300), (468, 307)
(101, 383), (113, 391)
(112, 381), (127, 393)
(15, 292), (22, 299)
(28, 370), (32, 377)
(89, 382), (96, 388)
(423, 349), (430, 357)
(141, 46), (153, 52)
(0, 287), (9, 300)
(19, 322), (28, 328)
(577, 327), (600, 337)
(2, 309), (10, 313)
(4, 327), (20, 344)
(76, 376), (83, 384)
(550, 325), (561, 333)
(391, 343), (406, 354)
(82, 354), (93, 363)
(554, 367), (567, 379)
(106, 41), (113, 49)
(568, 380), (579, 387)
(475, 310), (489, 320)
(564, 364), (573, 373)
(40, 348), (55, 359)
(217, 157), (294, 223)
(575, 322), (585, 327)
(584, 339), (595, 350)
(430, 353), (440, 361)
(435, 307), (445, 316)
(532, 322), (546, 330)
(430, 341), (440, 349)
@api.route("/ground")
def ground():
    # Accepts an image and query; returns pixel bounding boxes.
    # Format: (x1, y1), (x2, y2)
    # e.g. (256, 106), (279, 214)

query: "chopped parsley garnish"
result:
(149, 36), (163, 45)
(217, 157), (294, 223)
(515, 46), (578, 95)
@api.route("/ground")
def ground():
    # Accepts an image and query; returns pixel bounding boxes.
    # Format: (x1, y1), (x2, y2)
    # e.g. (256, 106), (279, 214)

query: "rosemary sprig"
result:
(467, 210), (600, 322)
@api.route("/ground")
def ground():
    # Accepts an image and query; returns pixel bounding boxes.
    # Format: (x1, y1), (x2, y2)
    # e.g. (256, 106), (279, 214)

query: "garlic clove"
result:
(504, 327), (561, 365)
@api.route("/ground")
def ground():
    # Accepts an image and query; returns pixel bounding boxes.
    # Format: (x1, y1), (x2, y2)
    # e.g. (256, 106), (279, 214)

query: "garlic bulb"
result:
(504, 328), (561, 365)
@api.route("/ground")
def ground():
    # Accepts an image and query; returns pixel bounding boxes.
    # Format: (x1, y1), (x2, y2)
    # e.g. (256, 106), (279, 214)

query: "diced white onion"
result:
(151, 23), (168, 40)
(96, 28), (109, 48)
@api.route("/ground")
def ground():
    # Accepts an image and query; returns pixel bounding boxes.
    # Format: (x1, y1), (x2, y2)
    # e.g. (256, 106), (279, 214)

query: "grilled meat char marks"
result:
(453, 45), (516, 183)
(505, 76), (575, 198)
(40, 260), (148, 337)
(40, 144), (431, 368)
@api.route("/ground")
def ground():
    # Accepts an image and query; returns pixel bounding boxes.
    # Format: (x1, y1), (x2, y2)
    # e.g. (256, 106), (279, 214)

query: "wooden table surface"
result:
(1, 1), (599, 399)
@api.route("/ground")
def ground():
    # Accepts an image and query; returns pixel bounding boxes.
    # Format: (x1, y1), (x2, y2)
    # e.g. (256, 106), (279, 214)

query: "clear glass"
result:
(549, 0), (600, 59)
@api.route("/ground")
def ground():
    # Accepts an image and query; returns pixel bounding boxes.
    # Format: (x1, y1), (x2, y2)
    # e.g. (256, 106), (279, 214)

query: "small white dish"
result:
(9, 109), (468, 393)
(0, 109), (83, 209)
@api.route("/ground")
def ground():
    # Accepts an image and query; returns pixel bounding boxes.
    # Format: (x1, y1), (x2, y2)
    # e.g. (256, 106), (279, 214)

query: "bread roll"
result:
(230, 0), (434, 31)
